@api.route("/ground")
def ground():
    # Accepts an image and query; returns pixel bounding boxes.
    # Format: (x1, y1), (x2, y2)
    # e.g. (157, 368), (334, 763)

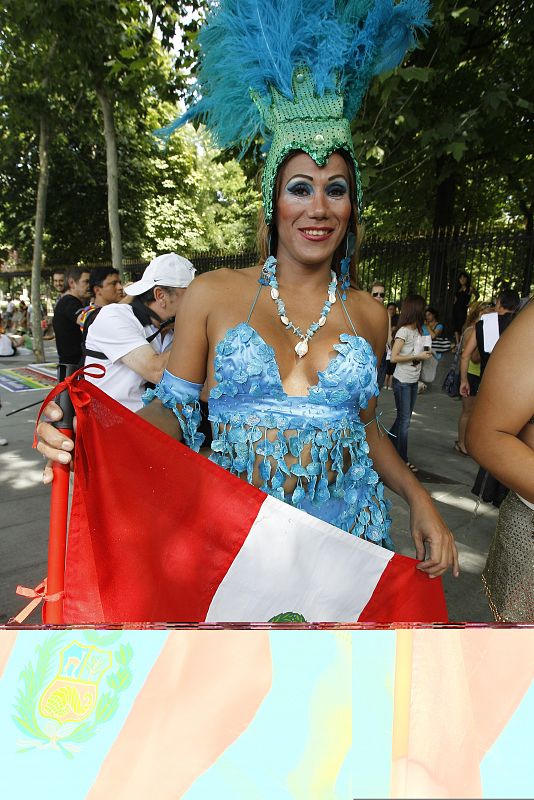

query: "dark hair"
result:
(456, 271), (471, 291)
(65, 266), (90, 285)
(136, 286), (177, 305)
(497, 288), (520, 312)
(387, 301), (397, 310)
(89, 267), (120, 293)
(425, 306), (439, 321)
(258, 148), (363, 288)
(397, 294), (425, 333)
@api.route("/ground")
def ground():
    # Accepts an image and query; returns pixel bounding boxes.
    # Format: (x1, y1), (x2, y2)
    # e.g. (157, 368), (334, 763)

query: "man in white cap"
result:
(83, 253), (195, 411)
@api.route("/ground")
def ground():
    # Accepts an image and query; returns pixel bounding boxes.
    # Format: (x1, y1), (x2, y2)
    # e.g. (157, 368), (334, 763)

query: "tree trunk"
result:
(96, 87), (123, 276)
(429, 157), (458, 314)
(522, 203), (534, 297)
(30, 113), (50, 363)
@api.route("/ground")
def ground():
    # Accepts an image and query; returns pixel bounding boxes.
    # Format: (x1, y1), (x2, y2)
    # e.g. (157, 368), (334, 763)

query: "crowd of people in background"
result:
(367, 274), (524, 485)
(1, 261), (530, 621)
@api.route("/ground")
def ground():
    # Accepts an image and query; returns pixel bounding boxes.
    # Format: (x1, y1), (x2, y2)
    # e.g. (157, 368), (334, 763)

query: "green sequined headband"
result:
(252, 67), (363, 224)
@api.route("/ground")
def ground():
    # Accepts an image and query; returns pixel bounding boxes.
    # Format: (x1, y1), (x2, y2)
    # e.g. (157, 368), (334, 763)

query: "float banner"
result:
(47, 374), (447, 624)
(1, 630), (534, 799)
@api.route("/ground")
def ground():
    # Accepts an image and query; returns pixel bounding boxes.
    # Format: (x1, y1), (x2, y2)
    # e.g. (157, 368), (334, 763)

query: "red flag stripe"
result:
(63, 381), (265, 623)
(358, 553), (448, 623)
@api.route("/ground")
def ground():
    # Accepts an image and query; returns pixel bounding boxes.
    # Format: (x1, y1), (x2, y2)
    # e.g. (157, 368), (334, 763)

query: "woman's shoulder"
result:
(395, 325), (412, 338)
(185, 266), (259, 299)
(346, 288), (387, 324)
(344, 288), (388, 350)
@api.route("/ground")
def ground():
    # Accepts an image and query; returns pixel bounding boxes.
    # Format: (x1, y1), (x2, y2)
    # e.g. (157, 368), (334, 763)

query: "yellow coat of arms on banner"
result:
(13, 632), (132, 756)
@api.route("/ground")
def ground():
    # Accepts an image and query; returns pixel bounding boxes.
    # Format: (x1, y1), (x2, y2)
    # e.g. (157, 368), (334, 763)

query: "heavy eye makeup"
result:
(326, 179), (349, 197)
(284, 177), (349, 199)
(285, 179), (313, 197)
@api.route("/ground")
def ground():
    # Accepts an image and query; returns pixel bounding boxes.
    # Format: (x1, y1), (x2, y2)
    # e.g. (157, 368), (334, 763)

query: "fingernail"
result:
(61, 441), (73, 451)
(58, 452), (71, 464)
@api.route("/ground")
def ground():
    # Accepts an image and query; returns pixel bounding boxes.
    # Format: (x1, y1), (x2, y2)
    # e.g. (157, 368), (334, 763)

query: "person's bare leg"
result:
(457, 396), (475, 452)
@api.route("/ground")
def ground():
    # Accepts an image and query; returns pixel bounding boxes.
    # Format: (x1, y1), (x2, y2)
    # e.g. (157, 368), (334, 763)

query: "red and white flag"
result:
(38, 374), (447, 624)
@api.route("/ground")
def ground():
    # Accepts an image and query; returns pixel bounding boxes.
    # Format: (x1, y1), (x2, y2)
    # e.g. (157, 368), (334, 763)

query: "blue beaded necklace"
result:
(260, 256), (338, 358)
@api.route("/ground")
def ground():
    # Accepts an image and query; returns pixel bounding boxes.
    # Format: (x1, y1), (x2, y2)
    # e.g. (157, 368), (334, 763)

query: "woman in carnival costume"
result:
(38, 0), (458, 578)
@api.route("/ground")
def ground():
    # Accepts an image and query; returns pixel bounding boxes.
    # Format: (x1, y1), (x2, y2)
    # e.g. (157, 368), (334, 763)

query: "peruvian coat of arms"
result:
(13, 632), (133, 757)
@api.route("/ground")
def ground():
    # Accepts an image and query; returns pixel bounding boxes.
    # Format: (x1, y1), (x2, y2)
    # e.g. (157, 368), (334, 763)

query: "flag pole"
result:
(43, 363), (77, 624)
(390, 628), (414, 799)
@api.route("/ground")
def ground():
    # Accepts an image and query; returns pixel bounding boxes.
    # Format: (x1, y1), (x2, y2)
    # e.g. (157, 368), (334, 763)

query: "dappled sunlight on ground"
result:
(429, 489), (494, 515)
(0, 449), (45, 490)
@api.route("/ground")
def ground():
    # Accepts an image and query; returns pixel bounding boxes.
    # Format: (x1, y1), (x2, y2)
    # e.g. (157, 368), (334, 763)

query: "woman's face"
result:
(425, 310), (435, 325)
(459, 273), (468, 286)
(274, 152), (352, 270)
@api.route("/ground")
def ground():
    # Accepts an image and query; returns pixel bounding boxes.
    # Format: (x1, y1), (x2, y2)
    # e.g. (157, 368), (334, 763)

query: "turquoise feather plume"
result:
(158, 0), (430, 151)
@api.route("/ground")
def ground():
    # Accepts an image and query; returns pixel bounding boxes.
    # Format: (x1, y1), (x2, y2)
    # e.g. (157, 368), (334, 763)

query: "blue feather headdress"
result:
(160, 0), (430, 222)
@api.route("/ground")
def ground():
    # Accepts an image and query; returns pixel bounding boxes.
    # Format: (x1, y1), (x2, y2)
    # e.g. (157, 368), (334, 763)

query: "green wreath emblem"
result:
(12, 632), (133, 758)
(268, 612), (308, 623)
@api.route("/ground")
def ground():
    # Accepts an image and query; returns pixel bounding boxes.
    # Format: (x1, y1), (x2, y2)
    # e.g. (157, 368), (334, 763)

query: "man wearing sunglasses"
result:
(370, 281), (386, 302)
(369, 281), (389, 389)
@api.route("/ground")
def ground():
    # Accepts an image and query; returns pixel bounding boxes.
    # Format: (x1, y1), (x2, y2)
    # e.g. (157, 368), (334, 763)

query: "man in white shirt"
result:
(84, 253), (195, 411)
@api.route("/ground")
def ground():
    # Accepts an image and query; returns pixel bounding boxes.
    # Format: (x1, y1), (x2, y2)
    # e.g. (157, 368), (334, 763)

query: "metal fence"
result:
(357, 226), (534, 326)
(2, 227), (533, 331)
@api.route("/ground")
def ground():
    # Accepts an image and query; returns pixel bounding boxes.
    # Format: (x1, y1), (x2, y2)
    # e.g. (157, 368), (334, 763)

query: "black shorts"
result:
(386, 360), (396, 376)
(467, 373), (481, 396)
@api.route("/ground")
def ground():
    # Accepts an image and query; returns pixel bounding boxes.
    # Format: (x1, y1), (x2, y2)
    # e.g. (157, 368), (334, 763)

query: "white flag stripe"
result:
(206, 495), (395, 622)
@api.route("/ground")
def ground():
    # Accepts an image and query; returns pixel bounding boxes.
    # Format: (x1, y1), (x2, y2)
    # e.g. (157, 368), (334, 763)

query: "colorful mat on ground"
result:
(0, 629), (533, 799)
(0, 363), (57, 392)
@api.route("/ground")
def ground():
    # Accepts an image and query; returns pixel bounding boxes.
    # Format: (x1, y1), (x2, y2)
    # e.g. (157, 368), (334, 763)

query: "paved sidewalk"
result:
(0, 349), (494, 624)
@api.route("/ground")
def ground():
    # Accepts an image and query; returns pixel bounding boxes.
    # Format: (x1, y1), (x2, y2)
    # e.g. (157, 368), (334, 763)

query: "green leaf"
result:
(95, 692), (119, 724)
(366, 145), (385, 163)
(63, 723), (97, 744)
(400, 66), (433, 83)
(448, 141), (467, 162)
(268, 612), (308, 623)
(452, 6), (481, 25)
(116, 643), (133, 666)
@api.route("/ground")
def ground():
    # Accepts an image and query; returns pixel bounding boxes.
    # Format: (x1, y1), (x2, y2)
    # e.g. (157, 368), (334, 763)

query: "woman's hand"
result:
(460, 379), (470, 397)
(415, 351), (432, 361)
(410, 495), (460, 577)
(35, 401), (75, 484)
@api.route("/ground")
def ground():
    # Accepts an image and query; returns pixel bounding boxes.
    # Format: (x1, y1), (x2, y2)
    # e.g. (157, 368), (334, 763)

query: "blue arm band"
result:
(143, 370), (205, 452)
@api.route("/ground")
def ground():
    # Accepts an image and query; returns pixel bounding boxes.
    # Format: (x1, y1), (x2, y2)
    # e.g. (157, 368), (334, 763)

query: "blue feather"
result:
(160, 0), (430, 151)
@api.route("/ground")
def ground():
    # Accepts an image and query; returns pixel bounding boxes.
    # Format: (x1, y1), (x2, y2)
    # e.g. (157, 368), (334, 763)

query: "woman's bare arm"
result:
(466, 301), (534, 503)
(390, 335), (431, 364)
(137, 275), (211, 438)
(460, 326), (477, 395)
(361, 307), (458, 576)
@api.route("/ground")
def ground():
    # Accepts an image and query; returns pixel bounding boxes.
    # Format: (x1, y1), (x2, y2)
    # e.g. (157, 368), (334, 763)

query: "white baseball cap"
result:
(125, 252), (196, 296)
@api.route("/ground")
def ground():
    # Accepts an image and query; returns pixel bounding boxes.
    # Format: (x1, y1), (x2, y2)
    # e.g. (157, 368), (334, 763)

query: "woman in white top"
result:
(466, 299), (534, 621)
(389, 295), (432, 472)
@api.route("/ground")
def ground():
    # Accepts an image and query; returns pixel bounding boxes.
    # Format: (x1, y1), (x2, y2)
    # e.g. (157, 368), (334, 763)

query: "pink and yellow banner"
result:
(1, 627), (533, 799)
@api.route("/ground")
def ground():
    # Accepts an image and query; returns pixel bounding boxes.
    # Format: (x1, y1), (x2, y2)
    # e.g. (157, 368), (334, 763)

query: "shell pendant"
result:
(295, 339), (309, 358)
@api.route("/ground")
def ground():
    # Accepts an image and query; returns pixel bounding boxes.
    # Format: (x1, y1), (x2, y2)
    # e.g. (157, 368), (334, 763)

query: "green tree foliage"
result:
(352, 0), (534, 234)
(140, 124), (260, 257)
(0, 0), (260, 267)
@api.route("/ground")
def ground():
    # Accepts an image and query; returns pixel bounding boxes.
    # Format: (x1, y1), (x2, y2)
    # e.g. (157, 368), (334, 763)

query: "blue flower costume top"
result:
(145, 287), (393, 550)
